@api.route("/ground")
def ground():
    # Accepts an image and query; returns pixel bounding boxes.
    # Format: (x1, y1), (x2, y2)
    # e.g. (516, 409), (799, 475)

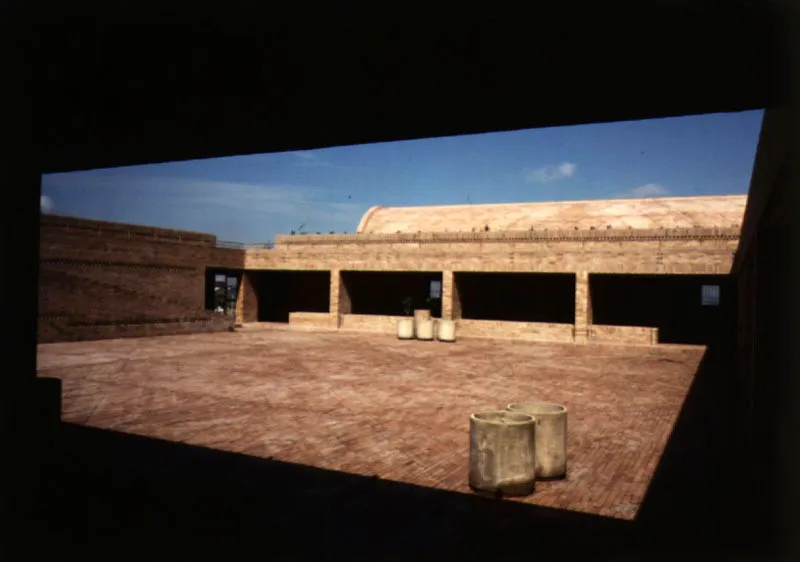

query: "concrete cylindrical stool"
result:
(413, 309), (431, 323)
(397, 318), (415, 340)
(437, 319), (456, 342)
(413, 309), (431, 337)
(506, 402), (567, 479)
(416, 318), (435, 340)
(469, 411), (537, 497)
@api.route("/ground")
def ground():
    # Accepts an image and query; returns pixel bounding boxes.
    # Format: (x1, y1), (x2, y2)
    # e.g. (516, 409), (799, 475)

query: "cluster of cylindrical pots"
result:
(397, 309), (456, 342)
(468, 402), (568, 497)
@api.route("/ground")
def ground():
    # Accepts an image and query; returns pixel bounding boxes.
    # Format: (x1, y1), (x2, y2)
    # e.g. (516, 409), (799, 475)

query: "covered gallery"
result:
(238, 194), (747, 346)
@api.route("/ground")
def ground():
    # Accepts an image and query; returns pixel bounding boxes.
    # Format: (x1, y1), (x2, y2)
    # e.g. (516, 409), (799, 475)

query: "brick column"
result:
(237, 271), (259, 323)
(234, 274), (245, 325)
(330, 269), (351, 328)
(574, 271), (592, 344)
(441, 271), (452, 320)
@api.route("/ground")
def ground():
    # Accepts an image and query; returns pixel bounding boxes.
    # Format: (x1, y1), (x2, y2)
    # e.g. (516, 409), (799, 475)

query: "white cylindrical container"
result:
(416, 318), (435, 340)
(469, 411), (537, 497)
(413, 309), (431, 337)
(506, 402), (568, 479)
(397, 318), (415, 340)
(413, 309), (431, 323)
(437, 319), (456, 342)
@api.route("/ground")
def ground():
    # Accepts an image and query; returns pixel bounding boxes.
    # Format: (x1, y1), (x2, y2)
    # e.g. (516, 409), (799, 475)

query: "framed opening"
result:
(252, 270), (331, 323)
(341, 271), (443, 318)
(429, 280), (442, 300)
(701, 285), (720, 307)
(591, 274), (729, 344)
(453, 272), (575, 323)
(205, 269), (242, 316)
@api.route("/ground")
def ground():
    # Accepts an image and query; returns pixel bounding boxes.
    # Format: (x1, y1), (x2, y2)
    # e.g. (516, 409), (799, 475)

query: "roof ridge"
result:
(372, 194), (747, 212)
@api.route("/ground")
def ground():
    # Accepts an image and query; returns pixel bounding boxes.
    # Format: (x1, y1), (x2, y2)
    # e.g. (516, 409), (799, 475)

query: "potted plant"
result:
(397, 296), (415, 340)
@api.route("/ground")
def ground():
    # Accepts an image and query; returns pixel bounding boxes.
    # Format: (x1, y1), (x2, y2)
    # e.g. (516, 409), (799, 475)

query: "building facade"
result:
(39, 194), (746, 346)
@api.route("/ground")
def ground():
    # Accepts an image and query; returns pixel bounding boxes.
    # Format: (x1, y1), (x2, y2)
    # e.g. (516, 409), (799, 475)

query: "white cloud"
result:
(41, 172), (363, 230)
(523, 162), (577, 183)
(623, 183), (670, 198)
(293, 150), (332, 168)
(40, 195), (54, 213)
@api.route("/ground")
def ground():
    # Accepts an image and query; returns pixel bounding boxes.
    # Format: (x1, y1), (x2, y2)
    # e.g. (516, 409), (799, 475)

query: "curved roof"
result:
(356, 195), (747, 234)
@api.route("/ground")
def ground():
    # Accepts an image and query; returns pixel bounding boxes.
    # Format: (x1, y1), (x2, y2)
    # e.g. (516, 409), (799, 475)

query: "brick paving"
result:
(36, 326), (704, 520)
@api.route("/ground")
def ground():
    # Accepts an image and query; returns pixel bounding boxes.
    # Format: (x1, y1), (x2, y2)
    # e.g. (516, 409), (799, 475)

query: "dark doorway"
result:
(252, 270), (330, 323)
(590, 274), (733, 345)
(341, 271), (443, 318)
(454, 272), (575, 323)
(205, 269), (242, 317)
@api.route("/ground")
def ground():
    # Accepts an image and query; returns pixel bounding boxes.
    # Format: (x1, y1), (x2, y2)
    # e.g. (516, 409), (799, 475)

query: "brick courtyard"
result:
(36, 326), (705, 520)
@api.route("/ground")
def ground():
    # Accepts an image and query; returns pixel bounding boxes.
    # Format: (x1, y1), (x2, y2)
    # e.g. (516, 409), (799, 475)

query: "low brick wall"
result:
(590, 324), (659, 345)
(37, 316), (234, 343)
(339, 314), (402, 334)
(288, 312), (337, 330)
(456, 319), (574, 343)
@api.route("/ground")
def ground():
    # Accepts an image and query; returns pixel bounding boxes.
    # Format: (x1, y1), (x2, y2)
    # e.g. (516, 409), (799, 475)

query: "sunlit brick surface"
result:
(357, 195), (747, 233)
(37, 327), (704, 520)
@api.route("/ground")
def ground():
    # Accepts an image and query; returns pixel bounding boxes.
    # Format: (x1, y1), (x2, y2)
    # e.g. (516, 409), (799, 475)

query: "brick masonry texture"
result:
(237, 271), (259, 324)
(247, 238), (738, 275)
(354, 195), (747, 234)
(289, 312), (338, 330)
(590, 325), (659, 345)
(36, 328), (706, 520)
(340, 314), (400, 334)
(39, 216), (243, 342)
(40, 194), (742, 345)
(456, 320), (575, 343)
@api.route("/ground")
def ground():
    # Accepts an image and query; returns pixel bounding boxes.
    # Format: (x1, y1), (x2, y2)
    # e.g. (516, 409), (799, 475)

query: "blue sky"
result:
(40, 110), (764, 243)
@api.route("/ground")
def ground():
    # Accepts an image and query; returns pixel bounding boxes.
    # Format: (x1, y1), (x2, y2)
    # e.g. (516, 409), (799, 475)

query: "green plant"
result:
(402, 296), (413, 316)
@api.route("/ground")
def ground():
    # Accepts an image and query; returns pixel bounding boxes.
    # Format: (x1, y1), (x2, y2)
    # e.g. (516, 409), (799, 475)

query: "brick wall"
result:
(456, 319), (575, 343)
(44, 261), (203, 308)
(247, 230), (738, 275)
(40, 212), (742, 346)
(40, 216), (244, 264)
(339, 314), (400, 334)
(38, 269), (196, 323)
(590, 325), (659, 345)
(38, 215), (243, 342)
(276, 226), (741, 246)
(237, 271), (260, 323)
(38, 316), (232, 343)
(288, 312), (337, 330)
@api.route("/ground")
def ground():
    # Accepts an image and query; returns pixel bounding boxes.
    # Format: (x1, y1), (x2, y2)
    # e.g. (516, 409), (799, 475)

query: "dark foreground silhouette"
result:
(15, 337), (768, 561)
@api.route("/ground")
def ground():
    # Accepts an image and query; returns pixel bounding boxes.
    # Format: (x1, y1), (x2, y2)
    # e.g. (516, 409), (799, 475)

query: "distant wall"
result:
(247, 227), (739, 275)
(339, 314), (399, 334)
(590, 325), (659, 345)
(288, 312), (337, 330)
(38, 215), (244, 342)
(456, 319), (574, 343)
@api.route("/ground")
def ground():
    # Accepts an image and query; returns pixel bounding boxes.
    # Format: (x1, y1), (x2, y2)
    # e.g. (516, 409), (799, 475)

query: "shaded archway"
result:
(590, 274), (733, 345)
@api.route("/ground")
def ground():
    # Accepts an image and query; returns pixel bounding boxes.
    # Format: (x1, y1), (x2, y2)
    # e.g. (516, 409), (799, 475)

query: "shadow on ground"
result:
(22, 420), (646, 562)
(17, 321), (764, 560)
(636, 315), (769, 560)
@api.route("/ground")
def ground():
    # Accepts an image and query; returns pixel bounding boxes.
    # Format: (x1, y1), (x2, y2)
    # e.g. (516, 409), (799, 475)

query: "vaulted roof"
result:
(356, 195), (748, 234)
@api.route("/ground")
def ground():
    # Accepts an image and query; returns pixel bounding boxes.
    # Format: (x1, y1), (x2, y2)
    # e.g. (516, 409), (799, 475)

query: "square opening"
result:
(429, 280), (442, 299)
(701, 285), (720, 307)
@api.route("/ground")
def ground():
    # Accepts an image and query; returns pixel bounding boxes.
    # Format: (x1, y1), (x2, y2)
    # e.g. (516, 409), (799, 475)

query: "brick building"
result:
(39, 193), (746, 346)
